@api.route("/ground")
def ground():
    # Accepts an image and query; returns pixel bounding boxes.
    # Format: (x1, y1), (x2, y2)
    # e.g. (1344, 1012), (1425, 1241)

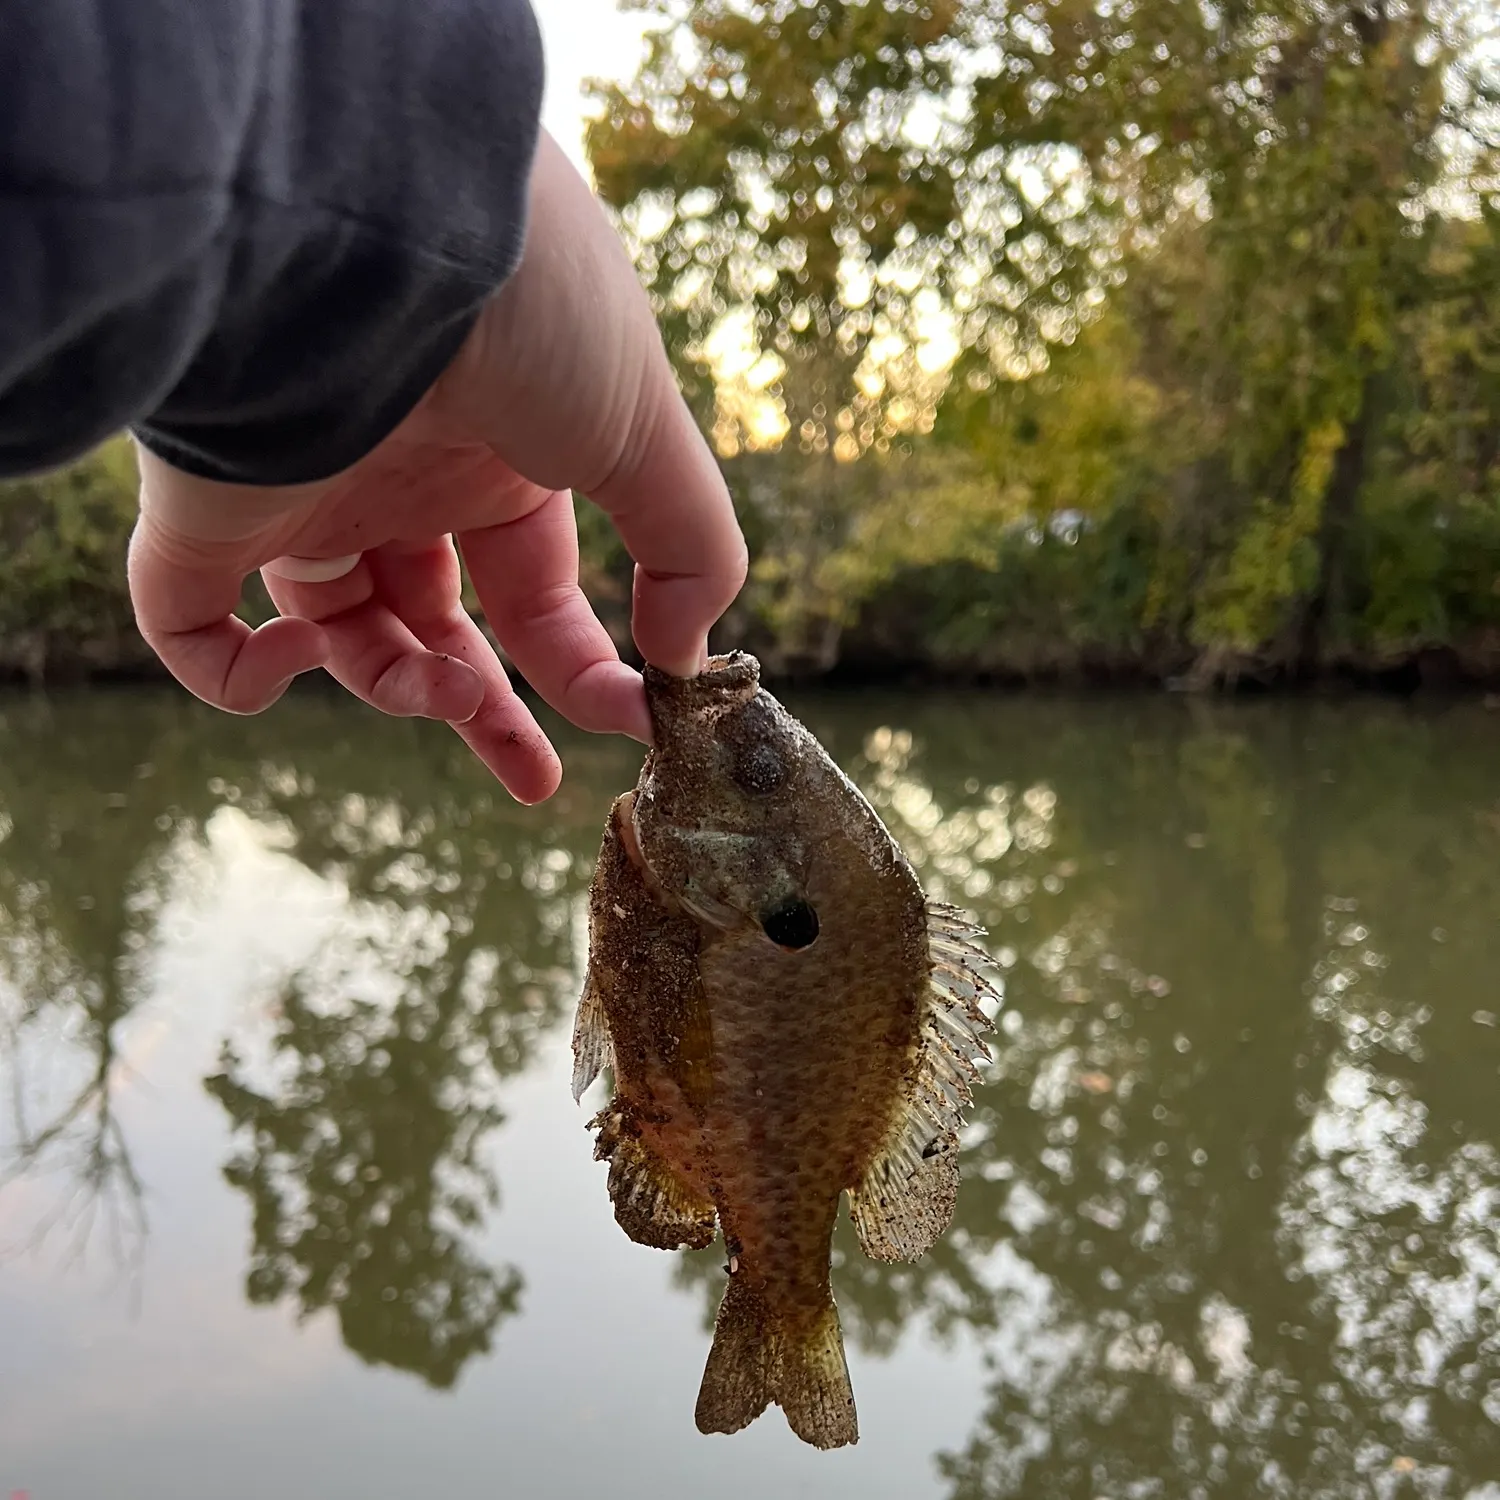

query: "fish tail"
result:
(695, 1278), (858, 1449)
(775, 1292), (859, 1449)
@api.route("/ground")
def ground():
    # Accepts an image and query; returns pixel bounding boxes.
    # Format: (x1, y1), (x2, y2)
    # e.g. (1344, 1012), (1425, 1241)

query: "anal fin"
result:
(696, 1277), (857, 1449)
(590, 1106), (716, 1251)
(848, 900), (1000, 1264)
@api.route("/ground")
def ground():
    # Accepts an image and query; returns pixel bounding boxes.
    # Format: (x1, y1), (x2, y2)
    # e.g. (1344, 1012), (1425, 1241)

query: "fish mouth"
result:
(697, 652), (760, 686)
(643, 652), (760, 712)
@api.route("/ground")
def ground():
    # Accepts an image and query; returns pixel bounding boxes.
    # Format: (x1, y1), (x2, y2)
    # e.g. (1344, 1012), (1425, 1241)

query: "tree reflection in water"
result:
(680, 698), (1500, 1496)
(198, 740), (624, 1389)
(0, 697), (633, 1389)
(2, 691), (1499, 1487)
(0, 702), (199, 1279)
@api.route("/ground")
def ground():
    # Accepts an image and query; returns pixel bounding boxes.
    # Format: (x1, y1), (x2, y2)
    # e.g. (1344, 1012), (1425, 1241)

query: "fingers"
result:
(528, 134), (749, 674)
(433, 133), (748, 678)
(365, 543), (565, 802)
(590, 362), (749, 679)
(128, 509), (331, 713)
(262, 541), (564, 803)
(460, 491), (652, 745)
(260, 554), (484, 722)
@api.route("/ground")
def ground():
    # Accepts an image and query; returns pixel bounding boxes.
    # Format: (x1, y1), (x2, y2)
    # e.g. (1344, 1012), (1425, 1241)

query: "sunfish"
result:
(572, 652), (997, 1448)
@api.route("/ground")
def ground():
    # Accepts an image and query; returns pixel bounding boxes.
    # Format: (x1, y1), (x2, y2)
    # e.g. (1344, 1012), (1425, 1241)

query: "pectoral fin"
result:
(848, 901), (999, 1263)
(570, 968), (614, 1104)
(590, 1106), (717, 1251)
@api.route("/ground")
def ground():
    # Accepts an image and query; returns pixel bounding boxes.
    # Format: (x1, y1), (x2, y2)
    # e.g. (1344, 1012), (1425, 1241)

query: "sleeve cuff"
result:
(131, 223), (497, 486)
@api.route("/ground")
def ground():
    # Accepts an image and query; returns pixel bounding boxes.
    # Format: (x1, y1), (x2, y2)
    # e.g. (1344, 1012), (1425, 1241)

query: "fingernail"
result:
(264, 553), (362, 583)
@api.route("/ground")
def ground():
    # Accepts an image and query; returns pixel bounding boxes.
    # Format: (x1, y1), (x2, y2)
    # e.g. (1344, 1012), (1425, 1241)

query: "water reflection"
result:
(1, 690), (1498, 1492)
(674, 699), (1500, 1494)
(201, 756), (611, 1387)
(0, 706), (183, 1278)
(0, 696), (632, 1392)
(877, 701), (1500, 1499)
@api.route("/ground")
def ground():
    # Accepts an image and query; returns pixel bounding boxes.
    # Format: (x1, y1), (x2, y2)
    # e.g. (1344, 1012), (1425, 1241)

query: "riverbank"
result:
(4, 439), (1499, 696)
(6, 625), (1500, 700)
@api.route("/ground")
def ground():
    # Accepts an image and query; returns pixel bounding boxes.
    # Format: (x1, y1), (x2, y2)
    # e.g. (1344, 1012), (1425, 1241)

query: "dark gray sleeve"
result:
(0, 0), (543, 485)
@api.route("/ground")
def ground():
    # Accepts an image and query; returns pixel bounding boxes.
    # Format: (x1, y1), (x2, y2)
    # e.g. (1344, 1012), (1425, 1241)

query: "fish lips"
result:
(643, 652), (759, 702)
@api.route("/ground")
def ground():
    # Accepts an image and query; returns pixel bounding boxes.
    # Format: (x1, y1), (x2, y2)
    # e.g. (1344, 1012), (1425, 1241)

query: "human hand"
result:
(128, 130), (747, 804)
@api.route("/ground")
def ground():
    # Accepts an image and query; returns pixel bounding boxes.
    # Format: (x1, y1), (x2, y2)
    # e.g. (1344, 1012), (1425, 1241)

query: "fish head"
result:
(632, 654), (821, 949)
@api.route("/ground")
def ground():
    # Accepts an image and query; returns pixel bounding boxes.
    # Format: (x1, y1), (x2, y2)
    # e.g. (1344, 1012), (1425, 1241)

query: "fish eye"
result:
(761, 899), (819, 951)
(732, 741), (786, 796)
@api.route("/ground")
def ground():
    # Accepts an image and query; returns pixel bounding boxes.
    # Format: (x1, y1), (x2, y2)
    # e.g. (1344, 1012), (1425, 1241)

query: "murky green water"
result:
(1, 687), (1498, 1499)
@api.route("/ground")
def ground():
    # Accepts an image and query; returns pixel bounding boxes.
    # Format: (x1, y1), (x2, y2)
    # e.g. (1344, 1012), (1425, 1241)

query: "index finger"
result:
(586, 361), (748, 678)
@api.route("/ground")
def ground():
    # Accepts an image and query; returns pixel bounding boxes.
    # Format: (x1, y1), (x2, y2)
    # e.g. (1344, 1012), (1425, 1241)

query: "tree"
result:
(590, 0), (1500, 677)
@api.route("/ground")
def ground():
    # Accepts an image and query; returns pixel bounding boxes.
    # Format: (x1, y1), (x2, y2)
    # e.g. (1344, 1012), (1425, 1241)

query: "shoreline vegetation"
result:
(4, 6), (1499, 697)
(0, 433), (1497, 696)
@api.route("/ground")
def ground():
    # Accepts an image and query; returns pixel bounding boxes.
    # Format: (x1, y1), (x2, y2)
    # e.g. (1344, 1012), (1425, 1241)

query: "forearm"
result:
(0, 0), (543, 484)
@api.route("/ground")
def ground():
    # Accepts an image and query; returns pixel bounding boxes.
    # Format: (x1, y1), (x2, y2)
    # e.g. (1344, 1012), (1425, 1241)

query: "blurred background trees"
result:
(5, 0), (1499, 686)
(589, 0), (1500, 682)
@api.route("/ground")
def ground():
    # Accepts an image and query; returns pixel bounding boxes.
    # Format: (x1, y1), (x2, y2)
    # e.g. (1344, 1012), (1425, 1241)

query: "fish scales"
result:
(572, 652), (998, 1449)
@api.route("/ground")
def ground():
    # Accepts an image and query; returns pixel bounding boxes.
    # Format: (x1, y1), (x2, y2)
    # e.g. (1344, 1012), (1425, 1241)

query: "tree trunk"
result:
(1296, 375), (1378, 677)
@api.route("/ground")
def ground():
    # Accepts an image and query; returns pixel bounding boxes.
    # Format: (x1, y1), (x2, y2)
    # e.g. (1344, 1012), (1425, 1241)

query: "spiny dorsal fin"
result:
(847, 900), (1000, 1264)
(570, 967), (615, 1103)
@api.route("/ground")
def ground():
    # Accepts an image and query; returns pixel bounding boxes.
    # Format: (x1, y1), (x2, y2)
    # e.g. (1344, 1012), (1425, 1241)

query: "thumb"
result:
(128, 500), (330, 716)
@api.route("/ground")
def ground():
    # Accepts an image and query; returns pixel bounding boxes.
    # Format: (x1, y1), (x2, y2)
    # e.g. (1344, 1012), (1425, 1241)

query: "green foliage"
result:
(0, 439), (142, 677)
(0, 439), (285, 680)
(847, 501), (1163, 676)
(2, 3), (1497, 686)
(589, 0), (1500, 682)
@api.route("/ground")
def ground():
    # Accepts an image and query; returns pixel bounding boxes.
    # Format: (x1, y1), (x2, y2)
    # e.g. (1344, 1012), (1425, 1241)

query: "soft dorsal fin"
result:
(847, 901), (999, 1263)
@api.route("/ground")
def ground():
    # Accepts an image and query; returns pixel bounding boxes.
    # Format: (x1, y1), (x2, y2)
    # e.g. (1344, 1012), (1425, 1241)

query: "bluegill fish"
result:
(572, 653), (997, 1449)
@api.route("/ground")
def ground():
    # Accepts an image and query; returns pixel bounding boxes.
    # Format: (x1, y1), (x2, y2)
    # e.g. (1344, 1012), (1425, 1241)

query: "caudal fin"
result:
(695, 1277), (858, 1449)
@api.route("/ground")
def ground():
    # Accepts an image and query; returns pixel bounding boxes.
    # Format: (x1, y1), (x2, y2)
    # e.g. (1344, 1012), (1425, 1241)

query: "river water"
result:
(0, 687), (1497, 1499)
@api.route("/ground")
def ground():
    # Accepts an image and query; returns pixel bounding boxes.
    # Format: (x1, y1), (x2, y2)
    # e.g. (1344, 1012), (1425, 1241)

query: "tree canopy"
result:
(1, 1), (1497, 687)
(581, 0), (1500, 680)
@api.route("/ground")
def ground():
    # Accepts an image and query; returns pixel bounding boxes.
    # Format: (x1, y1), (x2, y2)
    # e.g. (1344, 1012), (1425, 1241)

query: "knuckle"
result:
(491, 576), (580, 638)
(133, 510), (234, 572)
